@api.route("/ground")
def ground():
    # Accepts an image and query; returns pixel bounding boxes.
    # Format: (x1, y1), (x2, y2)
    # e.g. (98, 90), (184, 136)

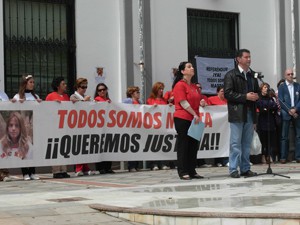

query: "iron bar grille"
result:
(3, 0), (76, 99)
(187, 9), (239, 82)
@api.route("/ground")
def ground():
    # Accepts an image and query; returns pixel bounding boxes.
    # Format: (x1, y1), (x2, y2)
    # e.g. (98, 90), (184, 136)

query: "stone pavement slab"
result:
(1, 163), (300, 225)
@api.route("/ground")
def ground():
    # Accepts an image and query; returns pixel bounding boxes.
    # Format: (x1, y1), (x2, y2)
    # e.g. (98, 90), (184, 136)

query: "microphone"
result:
(254, 72), (264, 79)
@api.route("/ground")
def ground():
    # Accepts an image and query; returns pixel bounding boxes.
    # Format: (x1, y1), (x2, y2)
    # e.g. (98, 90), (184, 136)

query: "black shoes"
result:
(230, 171), (240, 178)
(99, 170), (106, 174)
(53, 172), (70, 179)
(230, 170), (257, 178)
(240, 170), (257, 177)
(106, 169), (115, 174)
(190, 173), (204, 179)
(99, 169), (115, 174)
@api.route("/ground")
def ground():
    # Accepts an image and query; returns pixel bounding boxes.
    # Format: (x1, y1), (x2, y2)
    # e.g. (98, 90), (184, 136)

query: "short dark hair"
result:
(216, 85), (224, 93)
(51, 77), (65, 91)
(236, 49), (250, 58)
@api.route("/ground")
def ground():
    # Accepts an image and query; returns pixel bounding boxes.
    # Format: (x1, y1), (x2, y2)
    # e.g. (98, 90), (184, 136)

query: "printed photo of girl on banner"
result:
(0, 111), (34, 160)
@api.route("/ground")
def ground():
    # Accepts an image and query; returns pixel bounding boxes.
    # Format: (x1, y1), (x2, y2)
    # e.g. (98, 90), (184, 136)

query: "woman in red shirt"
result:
(207, 86), (228, 167)
(122, 86), (142, 171)
(94, 83), (115, 174)
(146, 82), (170, 170)
(45, 77), (71, 179)
(173, 61), (205, 180)
(207, 86), (227, 106)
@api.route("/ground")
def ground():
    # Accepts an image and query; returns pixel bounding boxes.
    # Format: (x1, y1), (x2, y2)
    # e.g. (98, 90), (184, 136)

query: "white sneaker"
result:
(30, 174), (40, 180)
(162, 166), (170, 170)
(3, 176), (12, 182)
(75, 171), (84, 176)
(23, 174), (31, 181)
(202, 164), (212, 168)
(217, 163), (223, 167)
(86, 170), (96, 176)
(152, 166), (159, 171)
(225, 162), (230, 167)
(129, 168), (137, 172)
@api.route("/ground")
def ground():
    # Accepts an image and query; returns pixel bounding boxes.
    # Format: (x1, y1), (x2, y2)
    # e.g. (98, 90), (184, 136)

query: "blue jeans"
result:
(280, 119), (300, 160)
(229, 111), (253, 174)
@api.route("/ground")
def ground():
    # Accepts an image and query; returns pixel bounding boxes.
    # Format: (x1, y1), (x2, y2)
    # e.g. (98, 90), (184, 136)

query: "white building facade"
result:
(0, 0), (299, 101)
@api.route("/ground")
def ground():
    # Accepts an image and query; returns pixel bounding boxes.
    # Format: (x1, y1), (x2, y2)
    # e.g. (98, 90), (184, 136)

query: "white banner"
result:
(0, 102), (229, 168)
(196, 56), (235, 95)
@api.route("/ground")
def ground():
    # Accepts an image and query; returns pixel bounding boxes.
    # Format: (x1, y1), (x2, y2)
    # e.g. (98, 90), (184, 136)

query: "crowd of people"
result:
(0, 48), (298, 182)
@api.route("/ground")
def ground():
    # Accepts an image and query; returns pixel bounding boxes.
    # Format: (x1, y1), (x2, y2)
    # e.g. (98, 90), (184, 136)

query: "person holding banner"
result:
(172, 61), (205, 180)
(224, 49), (259, 178)
(207, 86), (229, 167)
(146, 82), (170, 171)
(70, 78), (95, 176)
(207, 86), (227, 106)
(45, 77), (71, 179)
(13, 74), (41, 181)
(94, 83), (115, 175)
(0, 90), (16, 182)
(122, 86), (142, 172)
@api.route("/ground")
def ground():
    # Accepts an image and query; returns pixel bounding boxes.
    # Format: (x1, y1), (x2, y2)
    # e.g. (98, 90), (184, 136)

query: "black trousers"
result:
(95, 161), (112, 171)
(259, 130), (275, 157)
(174, 117), (199, 177)
(21, 167), (35, 176)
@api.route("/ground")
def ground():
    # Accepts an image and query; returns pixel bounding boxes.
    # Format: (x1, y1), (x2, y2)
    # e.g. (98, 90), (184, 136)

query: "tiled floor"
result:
(2, 163), (300, 225)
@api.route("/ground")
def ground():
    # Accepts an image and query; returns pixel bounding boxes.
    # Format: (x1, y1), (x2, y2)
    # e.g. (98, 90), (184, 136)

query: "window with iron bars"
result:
(187, 9), (239, 82)
(3, 0), (76, 99)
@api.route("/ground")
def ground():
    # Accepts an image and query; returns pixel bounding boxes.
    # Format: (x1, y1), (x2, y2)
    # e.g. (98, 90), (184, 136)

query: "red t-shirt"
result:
(207, 96), (227, 105)
(45, 92), (70, 101)
(146, 97), (167, 105)
(173, 80), (201, 121)
(94, 96), (111, 102)
(163, 90), (174, 103)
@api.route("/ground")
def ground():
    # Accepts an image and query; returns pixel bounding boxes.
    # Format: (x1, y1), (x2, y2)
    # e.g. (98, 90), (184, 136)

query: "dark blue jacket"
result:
(278, 82), (300, 121)
(257, 95), (277, 131)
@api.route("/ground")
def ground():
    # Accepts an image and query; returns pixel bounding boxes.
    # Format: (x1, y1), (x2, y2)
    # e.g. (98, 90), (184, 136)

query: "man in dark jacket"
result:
(278, 68), (300, 164)
(224, 49), (259, 178)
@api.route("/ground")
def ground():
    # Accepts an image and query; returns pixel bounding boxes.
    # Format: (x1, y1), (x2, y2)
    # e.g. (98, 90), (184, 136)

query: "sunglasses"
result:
(79, 86), (87, 89)
(287, 73), (294, 76)
(98, 88), (107, 92)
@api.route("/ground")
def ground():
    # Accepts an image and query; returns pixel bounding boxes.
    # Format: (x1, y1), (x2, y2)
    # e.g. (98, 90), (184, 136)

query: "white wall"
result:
(0, 0), (294, 97)
(150, 0), (281, 91)
(76, 0), (124, 101)
(0, 2), (4, 91)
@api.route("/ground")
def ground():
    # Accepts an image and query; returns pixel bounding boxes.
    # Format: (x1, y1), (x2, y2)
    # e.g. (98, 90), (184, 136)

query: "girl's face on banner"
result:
(8, 116), (20, 141)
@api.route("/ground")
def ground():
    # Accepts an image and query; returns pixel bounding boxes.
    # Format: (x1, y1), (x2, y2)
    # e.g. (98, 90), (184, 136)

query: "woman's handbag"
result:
(251, 130), (262, 155)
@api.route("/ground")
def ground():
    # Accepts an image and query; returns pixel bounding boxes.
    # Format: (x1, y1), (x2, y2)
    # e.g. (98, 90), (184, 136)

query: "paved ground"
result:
(1, 162), (300, 225)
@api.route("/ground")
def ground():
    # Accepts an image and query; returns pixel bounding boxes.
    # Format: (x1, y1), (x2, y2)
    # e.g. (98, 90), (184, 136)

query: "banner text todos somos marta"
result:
(0, 102), (229, 168)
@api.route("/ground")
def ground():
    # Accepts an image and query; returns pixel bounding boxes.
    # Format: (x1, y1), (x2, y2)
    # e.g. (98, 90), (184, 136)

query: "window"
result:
(4, 0), (76, 99)
(187, 9), (239, 62)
